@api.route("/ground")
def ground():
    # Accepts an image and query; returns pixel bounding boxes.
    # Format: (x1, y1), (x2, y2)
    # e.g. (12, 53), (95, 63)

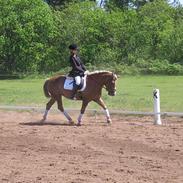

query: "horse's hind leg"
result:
(57, 96), (74, 124)
(94, 98), (112, 124)
(41, 98), (55, 122)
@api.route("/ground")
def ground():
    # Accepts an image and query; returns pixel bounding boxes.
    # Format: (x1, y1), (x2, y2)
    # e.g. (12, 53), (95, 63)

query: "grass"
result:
(0, 76), (183, 112)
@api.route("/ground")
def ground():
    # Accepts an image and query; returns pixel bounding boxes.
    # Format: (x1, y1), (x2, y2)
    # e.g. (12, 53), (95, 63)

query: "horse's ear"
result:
(112, 72), (118, 80)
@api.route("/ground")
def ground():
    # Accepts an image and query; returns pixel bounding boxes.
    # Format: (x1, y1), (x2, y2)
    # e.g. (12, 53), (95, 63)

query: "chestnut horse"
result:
(42, 71), (117, 125)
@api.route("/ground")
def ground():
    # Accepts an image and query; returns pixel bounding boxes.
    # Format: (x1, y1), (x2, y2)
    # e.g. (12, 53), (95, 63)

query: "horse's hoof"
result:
(40, 118), (46, 123)
(107, 119), (112, 124)
(69, 120), (75, 125)
(76, 122), (81, 126)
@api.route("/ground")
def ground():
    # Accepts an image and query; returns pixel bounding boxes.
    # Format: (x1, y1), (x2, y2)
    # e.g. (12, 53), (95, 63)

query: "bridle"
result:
(105, 72), (117, 94)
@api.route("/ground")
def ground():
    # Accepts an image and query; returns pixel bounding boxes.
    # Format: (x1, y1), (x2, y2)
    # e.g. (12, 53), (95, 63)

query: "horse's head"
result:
(105, 72), (118, 96)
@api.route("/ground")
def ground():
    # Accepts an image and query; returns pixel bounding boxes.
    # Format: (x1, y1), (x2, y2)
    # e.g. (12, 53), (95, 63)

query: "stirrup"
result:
(71, 96), (77, 100)
(70, 93), (77, 100)
(73, 97), (77, 100)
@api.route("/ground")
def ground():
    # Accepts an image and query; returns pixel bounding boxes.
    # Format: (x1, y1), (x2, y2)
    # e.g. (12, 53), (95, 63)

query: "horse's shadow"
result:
(19, 121), (76, 126)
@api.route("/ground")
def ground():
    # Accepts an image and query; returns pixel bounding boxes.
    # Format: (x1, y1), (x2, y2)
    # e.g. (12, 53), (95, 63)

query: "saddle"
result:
(64, 74), (87, 91)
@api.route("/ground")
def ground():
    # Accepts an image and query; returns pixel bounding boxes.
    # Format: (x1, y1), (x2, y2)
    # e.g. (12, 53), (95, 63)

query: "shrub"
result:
(0, 0), (57, 73)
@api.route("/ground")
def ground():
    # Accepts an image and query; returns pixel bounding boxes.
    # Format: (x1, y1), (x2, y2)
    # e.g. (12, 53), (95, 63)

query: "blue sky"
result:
(179, 0), (183, 4)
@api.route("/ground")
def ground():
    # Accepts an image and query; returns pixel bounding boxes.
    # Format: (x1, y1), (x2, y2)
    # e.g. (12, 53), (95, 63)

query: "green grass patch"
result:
(0, 76), (183, 112)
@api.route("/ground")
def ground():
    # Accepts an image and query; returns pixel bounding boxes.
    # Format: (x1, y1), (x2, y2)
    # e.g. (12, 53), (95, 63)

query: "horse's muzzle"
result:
(108, 91), (116, 96)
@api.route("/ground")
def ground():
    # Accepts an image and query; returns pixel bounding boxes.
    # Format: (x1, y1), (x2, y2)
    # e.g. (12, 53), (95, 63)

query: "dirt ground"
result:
(0, 110), (183, 183)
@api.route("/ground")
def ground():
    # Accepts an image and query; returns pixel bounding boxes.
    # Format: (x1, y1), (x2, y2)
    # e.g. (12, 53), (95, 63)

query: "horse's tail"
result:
(43, 79), (50, 98)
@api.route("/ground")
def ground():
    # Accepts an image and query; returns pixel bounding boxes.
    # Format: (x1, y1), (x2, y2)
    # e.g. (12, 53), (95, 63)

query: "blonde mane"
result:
(88, 70), (112, 76)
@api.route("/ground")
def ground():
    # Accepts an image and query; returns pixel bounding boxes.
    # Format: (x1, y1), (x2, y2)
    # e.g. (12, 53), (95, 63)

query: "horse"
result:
(42, 70), (117, 125)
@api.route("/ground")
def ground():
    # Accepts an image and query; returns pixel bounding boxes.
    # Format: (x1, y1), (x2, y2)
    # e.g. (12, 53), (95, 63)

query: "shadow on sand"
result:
(19, 121), (76, 126)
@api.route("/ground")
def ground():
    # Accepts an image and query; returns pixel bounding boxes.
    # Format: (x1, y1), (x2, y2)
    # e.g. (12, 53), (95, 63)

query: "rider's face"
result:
(70, 49), (77, 55)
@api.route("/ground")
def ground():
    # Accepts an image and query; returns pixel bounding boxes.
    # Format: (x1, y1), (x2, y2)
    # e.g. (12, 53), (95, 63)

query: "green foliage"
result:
(0, 0), (57, 73)
(106, 0), (155, 10)
(1, 0), (183, 75)
(45, 0), (96, 9)
(54, 2), (139, 68)
(147, 59), (183, 75)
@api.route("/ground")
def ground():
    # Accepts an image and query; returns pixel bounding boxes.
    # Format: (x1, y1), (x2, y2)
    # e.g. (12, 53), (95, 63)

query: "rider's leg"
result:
(71, 76), (81, 99)
(75, 76), (81, 86)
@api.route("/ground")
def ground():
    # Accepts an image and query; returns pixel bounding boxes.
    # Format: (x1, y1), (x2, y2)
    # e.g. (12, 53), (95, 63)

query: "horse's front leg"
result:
(94, 98), (112, 124)
(57, 96), (74, 124)
(77, 100), (89, 126)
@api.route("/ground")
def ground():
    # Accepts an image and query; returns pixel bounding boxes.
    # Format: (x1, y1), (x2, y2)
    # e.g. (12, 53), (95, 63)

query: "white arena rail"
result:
(0, 105), (183, 117)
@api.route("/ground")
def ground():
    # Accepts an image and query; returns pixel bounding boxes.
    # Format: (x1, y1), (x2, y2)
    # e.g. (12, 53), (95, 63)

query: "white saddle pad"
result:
(64, 75), (87, 91)
(64, 77), (74, 90)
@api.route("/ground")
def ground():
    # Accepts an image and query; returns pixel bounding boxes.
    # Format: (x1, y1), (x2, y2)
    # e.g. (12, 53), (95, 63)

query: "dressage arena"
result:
(0, 110), (182, 183)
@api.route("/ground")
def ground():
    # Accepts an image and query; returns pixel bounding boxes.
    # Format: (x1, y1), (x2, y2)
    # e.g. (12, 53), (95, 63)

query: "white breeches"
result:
(75, 76), (81, 86)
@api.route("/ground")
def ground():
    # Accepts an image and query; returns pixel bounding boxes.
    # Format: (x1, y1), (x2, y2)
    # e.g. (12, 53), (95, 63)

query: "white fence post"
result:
(153, 89), (162, 125)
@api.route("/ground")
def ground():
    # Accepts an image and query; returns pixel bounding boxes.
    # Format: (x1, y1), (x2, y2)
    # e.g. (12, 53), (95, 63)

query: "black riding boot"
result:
(71, 84), (79, 100)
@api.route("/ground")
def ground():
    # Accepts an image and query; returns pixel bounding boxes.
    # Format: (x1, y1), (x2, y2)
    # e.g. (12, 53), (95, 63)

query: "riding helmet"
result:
(68, 44), (77, 50)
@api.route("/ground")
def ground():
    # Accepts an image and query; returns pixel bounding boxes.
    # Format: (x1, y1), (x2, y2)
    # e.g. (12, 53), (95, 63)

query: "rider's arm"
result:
(77, 56), (86, 71)
(71, 57), (85, 72)
(81, 62), (86, 71)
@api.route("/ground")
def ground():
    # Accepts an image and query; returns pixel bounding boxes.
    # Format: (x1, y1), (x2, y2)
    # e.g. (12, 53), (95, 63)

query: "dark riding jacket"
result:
(69, 55), (86, 77)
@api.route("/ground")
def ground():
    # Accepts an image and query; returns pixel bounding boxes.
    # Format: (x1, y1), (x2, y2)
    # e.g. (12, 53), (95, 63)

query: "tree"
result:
(137, 0), (174, 60)
(54, 1), (127, 66)
(0, 0), (57, 73)
(106, 0), (155, 10)
(46, 0), (96, 8)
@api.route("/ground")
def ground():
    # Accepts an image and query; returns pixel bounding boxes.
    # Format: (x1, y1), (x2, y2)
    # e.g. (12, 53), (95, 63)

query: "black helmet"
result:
(68, 44), (77, 50)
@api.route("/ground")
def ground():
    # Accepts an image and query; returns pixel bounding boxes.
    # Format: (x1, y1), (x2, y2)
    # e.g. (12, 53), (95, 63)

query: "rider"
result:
(68, 44), (86, 99)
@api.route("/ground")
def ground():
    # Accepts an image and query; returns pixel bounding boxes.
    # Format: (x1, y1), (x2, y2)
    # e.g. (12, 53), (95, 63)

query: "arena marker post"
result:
(153, 89), (162, 125)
